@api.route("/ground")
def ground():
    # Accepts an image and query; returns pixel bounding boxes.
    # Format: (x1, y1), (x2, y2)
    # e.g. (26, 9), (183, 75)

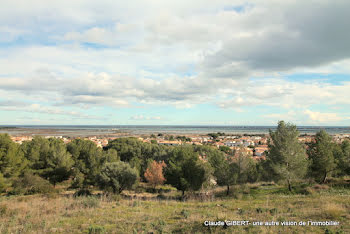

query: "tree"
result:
(164, 146), (210, 196)
(233, 148), (258, 184)
(102, 148), (119, 164)
(67, 139), (104, 188)
(308, 130), (337, 183)
(22, 137), (74, 186)
(144, 160), (166, 188)
(208, 151), (238, 195)
(21, 136), (50, 172)
(105, 138), (143, 162)
(339, 140), (350, 175)
(98, 161), (139, 194)
(0, 134), (27, 178)
(208, 133), (219, 140)
(332, 140), (350, 177)
(219, 145), (234, 155)
(266, 121), (308, 191)
(106, 137), (170, 181)
(42, 138), (74, 186)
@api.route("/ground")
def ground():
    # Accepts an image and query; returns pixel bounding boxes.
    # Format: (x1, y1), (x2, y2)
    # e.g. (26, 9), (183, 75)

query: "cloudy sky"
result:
(1, 0), (350, 126)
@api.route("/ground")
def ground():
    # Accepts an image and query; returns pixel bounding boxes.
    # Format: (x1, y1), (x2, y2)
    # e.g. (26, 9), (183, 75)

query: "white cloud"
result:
(304, 109), (344, 123)
(1, 0), (350, 124)
(130, 115), (162, 120)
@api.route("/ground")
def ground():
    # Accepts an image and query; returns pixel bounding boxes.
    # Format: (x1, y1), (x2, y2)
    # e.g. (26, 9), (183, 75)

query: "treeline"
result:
(0, 121), (350, 196)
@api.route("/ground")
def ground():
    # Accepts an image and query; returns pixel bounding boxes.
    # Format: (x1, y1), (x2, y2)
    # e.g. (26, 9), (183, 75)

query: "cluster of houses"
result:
(9, 133), (350, 162)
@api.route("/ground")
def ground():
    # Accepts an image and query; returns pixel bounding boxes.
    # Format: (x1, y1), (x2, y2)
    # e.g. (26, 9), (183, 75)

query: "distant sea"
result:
(1, 125), (350, 135)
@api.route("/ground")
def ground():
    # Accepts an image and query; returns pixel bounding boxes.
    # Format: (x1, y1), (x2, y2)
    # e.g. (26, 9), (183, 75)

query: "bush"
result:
(74, 189), (92, 197)
(98, 161), (139, 194)
(10, 173), (54, 195)
(88, 225), (105, 234)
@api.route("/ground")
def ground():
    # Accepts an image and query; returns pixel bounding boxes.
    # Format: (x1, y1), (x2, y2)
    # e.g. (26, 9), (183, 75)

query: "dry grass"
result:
(0, 184), (349, 233)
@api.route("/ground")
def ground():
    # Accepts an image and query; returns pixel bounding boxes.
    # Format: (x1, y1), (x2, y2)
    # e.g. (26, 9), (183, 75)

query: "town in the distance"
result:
(8, 128), (350, 161)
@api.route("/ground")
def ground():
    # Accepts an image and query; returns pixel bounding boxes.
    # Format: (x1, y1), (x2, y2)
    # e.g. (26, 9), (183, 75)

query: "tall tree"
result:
(308, 130), (337, 183)
(21, 136), (50, 172)
(208, 151), (238, 195)
(266, 121), (308, 191)
(0, 134), (27, 178)
(22, 137), (74, 186)
(332, 140), (350, 177)
(42, 138), (74, 186)
(165, 146), (210, 196)
(233, 147), (258, 184)
(67, 139), (104, 188)
(339, 140), (350, 175)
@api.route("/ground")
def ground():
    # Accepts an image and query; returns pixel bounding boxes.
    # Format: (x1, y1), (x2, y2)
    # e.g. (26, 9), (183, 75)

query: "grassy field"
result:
(0, 182), (349, 233)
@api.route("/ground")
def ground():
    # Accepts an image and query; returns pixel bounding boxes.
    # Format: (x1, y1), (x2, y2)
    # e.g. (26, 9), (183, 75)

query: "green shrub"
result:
(180, 209), (190, 219)
(73, 189), (92, 197)
(98, 161), (139, 194)
(88, 225), (105, 234)
(256, 207), (264, 213)
(10, 173), (54, 195)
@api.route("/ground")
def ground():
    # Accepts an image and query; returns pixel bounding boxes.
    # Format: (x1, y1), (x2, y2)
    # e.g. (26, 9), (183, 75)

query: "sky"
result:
(1, 0), (350, 126)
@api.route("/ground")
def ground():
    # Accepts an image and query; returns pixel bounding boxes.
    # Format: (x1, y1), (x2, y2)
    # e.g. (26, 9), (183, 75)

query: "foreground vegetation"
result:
(0, 181), (349, 233)
(1, 120), (350, 232)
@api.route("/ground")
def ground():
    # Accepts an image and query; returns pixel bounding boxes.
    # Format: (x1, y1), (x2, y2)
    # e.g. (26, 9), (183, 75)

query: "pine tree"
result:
(0, 134), (27, 178)
(308, 130), (336, 183)
(266, 121), (307, 191)
(208, 151), (238, 195)
(165, 146), (210, 196)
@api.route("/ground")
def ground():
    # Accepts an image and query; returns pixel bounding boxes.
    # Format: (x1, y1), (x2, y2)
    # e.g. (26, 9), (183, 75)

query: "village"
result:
(9, 132), (350, 162)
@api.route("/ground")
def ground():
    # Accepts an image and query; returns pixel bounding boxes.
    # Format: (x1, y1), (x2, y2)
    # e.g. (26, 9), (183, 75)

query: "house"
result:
(254, 145), (268, 156)
(158, 140), (182, 146)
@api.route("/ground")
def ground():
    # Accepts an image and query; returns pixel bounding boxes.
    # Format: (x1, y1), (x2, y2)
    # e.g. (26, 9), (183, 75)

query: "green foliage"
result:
(164, 146), (211, 195)
(88, 225), (105, 234)
(308, 130), (337, 183)
(208, 132), (225, 140)
(73, 189), (92, 197)
(21, 137), (74, 186)
(219, 145), (234, 155)
(102, 148), (119, 163)
(176, 136), (191, 142)
(11, 173), (54, 195)
(266, 121), (308, 191)
(98, 161), (139, 194)
(0, 134), (27, 178)
(105, 138), (143, 162)
(106, 137), (170, 180)
(334, 140), (350, 176)
(234, 148), (258, 184)
(0, 172), (9, 193)
(67, 139), (104, 188)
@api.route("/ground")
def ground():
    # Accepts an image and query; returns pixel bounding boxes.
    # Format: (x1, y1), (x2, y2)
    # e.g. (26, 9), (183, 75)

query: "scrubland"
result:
(1, 181), (349, 234)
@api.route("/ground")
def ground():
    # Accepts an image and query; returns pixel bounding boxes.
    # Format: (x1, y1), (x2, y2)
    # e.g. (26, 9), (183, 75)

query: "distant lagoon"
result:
(1, 125), (350, 135)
